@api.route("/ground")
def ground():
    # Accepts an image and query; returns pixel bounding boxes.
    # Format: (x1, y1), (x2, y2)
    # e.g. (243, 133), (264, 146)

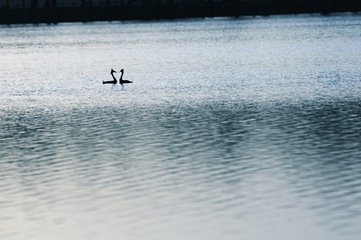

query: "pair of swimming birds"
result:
(103, 69), (133, 85)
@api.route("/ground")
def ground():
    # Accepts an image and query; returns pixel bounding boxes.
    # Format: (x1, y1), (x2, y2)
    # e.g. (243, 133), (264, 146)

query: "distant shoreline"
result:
(1, 1), (361, 25)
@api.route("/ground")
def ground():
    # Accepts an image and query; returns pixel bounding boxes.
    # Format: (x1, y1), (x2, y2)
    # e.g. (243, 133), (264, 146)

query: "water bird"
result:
(119, 69), (133, 85)
(103, 68), (117, 84)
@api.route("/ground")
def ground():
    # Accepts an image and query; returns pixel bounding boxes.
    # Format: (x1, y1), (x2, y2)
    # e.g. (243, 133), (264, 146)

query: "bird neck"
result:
(120, 71), (124, 81)
(111, 71), (117, 81)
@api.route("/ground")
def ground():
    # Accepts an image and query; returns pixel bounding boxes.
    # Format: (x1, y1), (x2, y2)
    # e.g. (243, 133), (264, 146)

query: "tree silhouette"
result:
(44, 0), (57, 8)
(140, 0), (153, 8)
(81, 0), (93, 7)
(31, 0), (38, 9)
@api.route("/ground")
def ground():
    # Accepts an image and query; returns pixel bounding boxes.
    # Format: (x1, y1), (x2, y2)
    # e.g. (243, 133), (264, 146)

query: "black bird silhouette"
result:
(103, 69), (117, 84)
(118, 69), (133, 85)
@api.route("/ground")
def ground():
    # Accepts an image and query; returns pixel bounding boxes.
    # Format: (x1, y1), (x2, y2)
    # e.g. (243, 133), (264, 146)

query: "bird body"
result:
(103, 69), (117, 84)
(102, 68), (133, 86)
(118, 69), (133, 85)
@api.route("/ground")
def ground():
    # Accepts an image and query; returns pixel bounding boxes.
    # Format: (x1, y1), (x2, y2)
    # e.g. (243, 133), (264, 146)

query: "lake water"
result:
(1, 14), (361, 240)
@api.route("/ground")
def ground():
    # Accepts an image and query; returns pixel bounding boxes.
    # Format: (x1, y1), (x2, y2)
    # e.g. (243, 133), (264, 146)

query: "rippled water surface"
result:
(1, 14), (361, 240)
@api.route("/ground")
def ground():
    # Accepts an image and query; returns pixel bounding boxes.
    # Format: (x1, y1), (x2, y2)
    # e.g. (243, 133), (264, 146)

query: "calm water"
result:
(1, 14), (361, 240)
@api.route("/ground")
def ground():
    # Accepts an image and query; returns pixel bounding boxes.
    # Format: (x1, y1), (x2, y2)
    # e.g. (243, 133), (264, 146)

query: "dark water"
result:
(1, 14), (361, 240)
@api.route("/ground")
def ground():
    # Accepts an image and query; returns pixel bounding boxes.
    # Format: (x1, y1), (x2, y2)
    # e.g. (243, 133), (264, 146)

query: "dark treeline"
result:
(0, 0), (361, 24)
